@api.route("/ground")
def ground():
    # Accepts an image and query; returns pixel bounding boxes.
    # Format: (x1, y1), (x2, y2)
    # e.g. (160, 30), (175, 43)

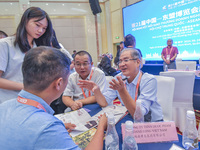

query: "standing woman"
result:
(0, 7), (53, 104)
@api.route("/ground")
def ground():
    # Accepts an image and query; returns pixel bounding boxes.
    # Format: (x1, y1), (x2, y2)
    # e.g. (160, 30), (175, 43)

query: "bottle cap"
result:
(186, 110), (195, 119)
(125, 120), (133, 130)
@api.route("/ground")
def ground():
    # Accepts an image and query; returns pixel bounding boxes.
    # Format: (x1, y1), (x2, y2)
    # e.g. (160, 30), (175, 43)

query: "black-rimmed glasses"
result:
(118, 58), (138, 65)
(75, 62), (90, 68)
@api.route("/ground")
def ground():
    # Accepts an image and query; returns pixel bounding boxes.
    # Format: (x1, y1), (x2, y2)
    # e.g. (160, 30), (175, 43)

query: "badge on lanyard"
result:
(166, 47), (173, 60)
(81, 69), (94, 99)
(166, 55), (170, 60)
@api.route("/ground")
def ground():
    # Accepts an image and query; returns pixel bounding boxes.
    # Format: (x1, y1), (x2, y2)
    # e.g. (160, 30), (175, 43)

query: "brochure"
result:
(55, 105), (127, 138)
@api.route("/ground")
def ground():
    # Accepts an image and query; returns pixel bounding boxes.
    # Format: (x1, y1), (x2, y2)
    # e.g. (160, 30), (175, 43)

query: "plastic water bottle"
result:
(165, 65), (168, 72)
(134, 100), (144, 123)
(197, 65), (200, 71)
(105, 113), (119, 150)
(122, 121), (138, 150)
(186, 65), (189, 71)
(182, 110), (199, 150)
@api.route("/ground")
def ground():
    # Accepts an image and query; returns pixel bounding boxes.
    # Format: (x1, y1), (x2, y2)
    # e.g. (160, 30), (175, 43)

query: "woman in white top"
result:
(0, 7), (53, 103)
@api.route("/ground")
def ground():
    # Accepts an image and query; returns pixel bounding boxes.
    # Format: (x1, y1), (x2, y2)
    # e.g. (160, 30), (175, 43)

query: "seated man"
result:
(62, 50), (107, 111)
(78, 48), (163, 122)
(0, 46), (107, 149)
(98, 55), (119, 77)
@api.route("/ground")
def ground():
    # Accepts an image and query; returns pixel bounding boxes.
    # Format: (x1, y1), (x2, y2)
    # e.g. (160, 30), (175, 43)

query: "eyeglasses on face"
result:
(75, 62), (91, 67)
(118, 58), (138, 65)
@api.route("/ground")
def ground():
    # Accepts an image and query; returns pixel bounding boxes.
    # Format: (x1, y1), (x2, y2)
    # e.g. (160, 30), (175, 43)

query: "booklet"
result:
(72, 128), (97, 149)
(55, 105), (128, 148)
(55, 108), (98, 137)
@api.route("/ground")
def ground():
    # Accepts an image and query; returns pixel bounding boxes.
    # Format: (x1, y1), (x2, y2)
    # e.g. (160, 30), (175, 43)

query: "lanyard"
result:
(134, 72), (142, 101)
(81, 69), (94, 98)
(124, 72), (142, 101)
(17, 96), (46, 112)
(166, 46), (173, 55)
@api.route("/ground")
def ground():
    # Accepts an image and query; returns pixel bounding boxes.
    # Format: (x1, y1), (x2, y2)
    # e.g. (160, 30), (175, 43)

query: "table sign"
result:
(168, 69), (196, 72)
(121, 122), (178, 143)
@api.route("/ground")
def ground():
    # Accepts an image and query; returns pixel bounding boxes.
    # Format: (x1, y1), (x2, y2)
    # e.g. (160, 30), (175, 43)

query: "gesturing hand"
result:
(109, 76), (125, 92)
(77, 80), (99, 93)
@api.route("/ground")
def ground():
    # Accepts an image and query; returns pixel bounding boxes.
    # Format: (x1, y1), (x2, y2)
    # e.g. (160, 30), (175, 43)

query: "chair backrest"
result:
(160, 71), (195, 103)
(176, 58), (182, 61)
(155, 75), (175, 121)
(176, 61), (197, 70)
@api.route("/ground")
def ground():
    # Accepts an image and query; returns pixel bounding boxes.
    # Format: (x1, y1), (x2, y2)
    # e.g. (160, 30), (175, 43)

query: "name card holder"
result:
(121, 122), (178, 143)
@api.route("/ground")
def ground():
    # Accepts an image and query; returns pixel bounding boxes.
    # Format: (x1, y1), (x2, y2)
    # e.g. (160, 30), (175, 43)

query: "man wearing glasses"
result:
(62, 50), (107, 111)
(78, 48), (163, 122)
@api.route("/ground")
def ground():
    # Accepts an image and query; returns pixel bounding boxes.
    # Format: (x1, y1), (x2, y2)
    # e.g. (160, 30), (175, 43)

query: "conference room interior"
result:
(0, 0), (200, 147)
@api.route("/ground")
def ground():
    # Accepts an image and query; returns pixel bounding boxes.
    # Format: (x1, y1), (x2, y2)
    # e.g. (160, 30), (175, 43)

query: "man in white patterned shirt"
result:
(62, 50), (107, 110)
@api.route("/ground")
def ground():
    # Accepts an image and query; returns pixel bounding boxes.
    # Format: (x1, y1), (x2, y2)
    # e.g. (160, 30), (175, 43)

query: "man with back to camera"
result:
(0, 46), (107, 150)
(124, 34), (143, 58)
(161, 39), (179, 71)
(62, 50), (107, 111)
(124, 34), (143, 68)
(78, 48), (163, 122)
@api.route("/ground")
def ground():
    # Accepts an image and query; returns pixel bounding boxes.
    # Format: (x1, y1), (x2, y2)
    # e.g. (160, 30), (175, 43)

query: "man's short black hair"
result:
(22, 46), (71, 91)
(74, 50), (92, 63)
(124, 34), (136, 47)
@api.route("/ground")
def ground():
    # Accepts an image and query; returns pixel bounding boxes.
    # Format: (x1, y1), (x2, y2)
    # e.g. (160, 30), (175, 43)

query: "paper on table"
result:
(55, 108), (99, 137)
(55, 108), (91, 131)
(55, 106), (127, 137)
(91, 105), (128, 124)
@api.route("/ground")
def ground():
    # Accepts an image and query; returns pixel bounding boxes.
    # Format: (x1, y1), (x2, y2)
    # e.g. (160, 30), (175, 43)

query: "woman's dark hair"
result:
(51, 29), (61, 49)
(14, 7), (53, 53)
